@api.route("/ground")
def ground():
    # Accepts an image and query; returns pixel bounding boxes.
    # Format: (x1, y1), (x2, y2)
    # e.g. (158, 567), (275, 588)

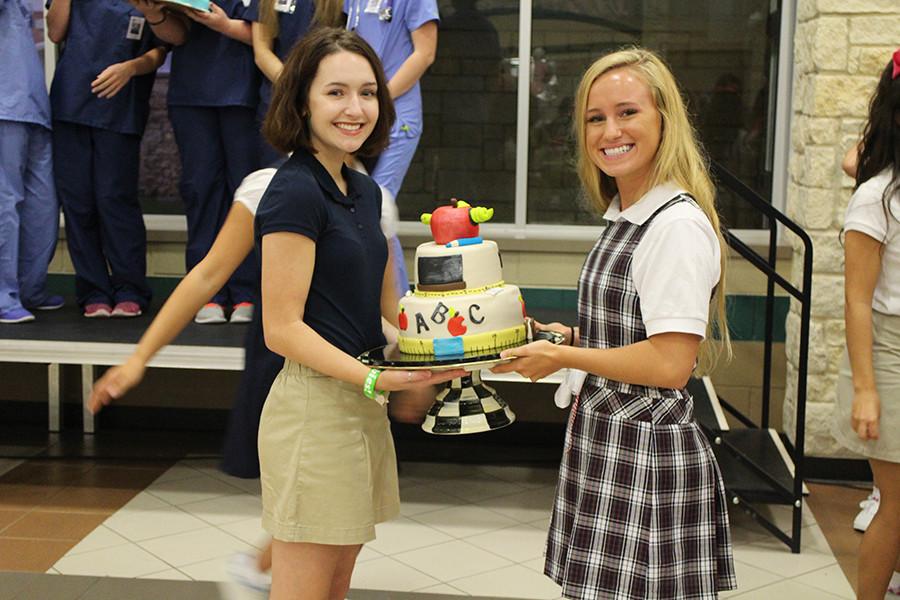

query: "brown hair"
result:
(258, 0), (344, 40)
(263, 27), (395, 156)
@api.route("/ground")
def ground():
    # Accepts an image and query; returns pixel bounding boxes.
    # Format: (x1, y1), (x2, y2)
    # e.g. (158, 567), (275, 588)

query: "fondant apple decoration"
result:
(447, 308), (467, 336)
(398, 307), (408, 331)
(420, 200), (494, 245)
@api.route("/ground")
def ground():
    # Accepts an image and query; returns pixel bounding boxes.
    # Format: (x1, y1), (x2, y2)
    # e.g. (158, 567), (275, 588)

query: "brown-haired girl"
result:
(255, 27), (462, 599)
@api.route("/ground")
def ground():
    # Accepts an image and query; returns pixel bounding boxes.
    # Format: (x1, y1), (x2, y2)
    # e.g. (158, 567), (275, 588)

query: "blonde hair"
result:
(573, 46), (731, 373)
(259, 0), (345, 41)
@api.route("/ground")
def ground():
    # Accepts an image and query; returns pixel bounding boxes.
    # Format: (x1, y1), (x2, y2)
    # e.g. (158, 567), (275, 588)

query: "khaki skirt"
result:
(833, 310), (900, 463)
(258, 361), (400, 544)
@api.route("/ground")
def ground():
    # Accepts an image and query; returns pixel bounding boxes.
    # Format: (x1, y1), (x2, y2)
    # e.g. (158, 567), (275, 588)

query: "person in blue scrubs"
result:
(345, 0), (439, 297)
(165, 0), (262, 324)
(46, 0), (170, 318)
(249, 0), (325, 165)
(0, 0), (63, 324)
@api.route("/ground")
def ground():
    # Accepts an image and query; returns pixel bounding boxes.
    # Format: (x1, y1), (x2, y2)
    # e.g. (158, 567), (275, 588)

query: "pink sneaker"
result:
(83, 303), (112, 318)
(111, 301), (142, 318)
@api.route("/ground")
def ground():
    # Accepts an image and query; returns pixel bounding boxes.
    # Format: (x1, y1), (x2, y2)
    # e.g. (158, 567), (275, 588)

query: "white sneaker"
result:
(227, 551), (271, 592)
(195, 303), (226, 324)
(853, 487), (879, 532)
(888, 571), (900, 595)
(230, 302), (254, 324)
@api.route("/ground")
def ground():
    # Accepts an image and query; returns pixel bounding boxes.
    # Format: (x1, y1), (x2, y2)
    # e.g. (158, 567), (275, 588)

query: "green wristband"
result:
(363, 368), (382, 400)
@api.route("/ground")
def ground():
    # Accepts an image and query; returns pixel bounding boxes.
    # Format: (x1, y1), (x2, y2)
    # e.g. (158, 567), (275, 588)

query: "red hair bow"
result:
(893, 48), (900, 80)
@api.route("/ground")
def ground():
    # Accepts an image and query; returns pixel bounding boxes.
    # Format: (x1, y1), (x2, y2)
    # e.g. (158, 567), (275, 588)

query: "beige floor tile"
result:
(410, 504), (519, 539)
(177, 493), (262, 526)
(730, 578), (847, 599)
(145, 475), (244, 506)
(477, 486), (556, 523)
(367, 516), (455, 555)
(464, 524), (548, 563)
(450, 564), (562, 599)
(429, 477), (527, 503)
(103, 495), (210, 542)
(54, 542), (170, 577)
(793, 564), (856, 599)
(392, 539), (513, 582)
(732, 542), (837, 578)
(399, 483), (468, 517)
(138, 568), (193, 581)
(62, 524), (130, 556)
(349, 555), (440, 592)
(217, 517), (268, 550)
(137, 526), (251, 567)
(412, 583), (467, 595)
(720, 559), (783, 597)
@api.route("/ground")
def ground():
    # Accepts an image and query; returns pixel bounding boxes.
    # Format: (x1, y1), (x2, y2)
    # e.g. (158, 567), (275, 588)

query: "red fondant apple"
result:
(420, 200), (493, 245)
(447, 309), (467, 336)
(398, 307), (408, 331)
(429, 205), (479, 245)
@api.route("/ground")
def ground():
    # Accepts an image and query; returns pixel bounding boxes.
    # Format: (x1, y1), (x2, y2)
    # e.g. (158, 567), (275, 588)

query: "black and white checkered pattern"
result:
(544, 196), (737, 599)
(422, 371), (515, 434)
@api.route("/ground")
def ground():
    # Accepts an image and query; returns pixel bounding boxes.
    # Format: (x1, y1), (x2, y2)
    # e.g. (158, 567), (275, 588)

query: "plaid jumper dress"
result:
(544, 196), (737, 600)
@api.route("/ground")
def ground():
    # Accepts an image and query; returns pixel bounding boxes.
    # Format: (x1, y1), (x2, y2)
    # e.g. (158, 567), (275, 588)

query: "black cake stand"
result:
(358, 330), (563, 435)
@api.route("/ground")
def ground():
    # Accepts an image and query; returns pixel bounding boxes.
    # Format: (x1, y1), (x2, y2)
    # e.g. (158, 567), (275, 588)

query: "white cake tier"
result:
(414, 240), (503, 292)
(397, 284), (526, 356)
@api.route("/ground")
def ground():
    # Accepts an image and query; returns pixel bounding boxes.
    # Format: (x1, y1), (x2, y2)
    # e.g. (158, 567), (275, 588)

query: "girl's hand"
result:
(89, 358), (147, 414)
(92, 62), (136, 98)
(128, 0), (164, 21)
(492, 340), (562, 381)
(851, 389), (880, 441)
(186, 2), (228, 32)
(375, 368), (467, 392)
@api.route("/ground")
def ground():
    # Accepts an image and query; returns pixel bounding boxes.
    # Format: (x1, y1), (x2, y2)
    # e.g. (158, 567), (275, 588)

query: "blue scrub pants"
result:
(52, 121), (151, 309)
(371, 121), (421, 297)
(0, 120), (59, 313)
(169, 105), (259, 306)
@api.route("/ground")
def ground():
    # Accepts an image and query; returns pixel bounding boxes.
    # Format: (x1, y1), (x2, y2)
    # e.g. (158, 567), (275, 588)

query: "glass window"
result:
(399, 0), (521, 223)
(525, 0), (778, 228)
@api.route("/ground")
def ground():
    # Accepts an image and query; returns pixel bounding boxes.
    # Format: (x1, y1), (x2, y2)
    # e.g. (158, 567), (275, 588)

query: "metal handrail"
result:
(711, 161), (813, 553)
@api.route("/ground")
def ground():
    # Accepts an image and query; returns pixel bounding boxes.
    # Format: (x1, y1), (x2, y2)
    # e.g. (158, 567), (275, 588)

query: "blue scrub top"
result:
(0, 0), (51, 129)
(246, 0), (314, 108)
(47, 0), (162, 137)
(167, 0), (260, 108)
(344, 0), (439, 128)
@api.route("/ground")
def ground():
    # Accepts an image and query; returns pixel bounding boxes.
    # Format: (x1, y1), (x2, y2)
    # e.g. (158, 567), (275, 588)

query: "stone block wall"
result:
(784, 0), (899, 456)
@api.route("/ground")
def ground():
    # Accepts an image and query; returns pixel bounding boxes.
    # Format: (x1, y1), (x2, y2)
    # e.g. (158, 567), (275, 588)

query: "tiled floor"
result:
(1, 457), (890, 599)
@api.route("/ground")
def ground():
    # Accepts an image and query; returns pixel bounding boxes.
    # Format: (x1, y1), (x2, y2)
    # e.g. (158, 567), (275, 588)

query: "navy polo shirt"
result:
(245, 0), (314, 109)
(255, 150), (387, 357)
(167, 0), (259, 108)
(47, 0), (162, 136)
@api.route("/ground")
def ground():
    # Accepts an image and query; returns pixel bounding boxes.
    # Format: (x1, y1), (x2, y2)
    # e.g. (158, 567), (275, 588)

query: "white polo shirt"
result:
(602, 183), (721, 338)
(844, 168), (900, 316)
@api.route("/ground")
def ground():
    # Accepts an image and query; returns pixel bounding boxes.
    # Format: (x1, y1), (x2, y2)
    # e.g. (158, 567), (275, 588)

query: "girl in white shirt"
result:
(494, 47), (735, 600)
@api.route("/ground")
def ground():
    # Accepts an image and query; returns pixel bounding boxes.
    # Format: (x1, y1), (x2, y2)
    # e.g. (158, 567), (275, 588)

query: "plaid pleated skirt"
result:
(544, 385), (736, 600)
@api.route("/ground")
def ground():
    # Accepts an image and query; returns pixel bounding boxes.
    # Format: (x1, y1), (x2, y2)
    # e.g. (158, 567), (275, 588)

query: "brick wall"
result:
(784, 0), (899, 456)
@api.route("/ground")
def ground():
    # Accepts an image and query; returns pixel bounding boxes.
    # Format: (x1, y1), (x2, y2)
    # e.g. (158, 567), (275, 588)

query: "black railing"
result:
(711, 161), (813, 554)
